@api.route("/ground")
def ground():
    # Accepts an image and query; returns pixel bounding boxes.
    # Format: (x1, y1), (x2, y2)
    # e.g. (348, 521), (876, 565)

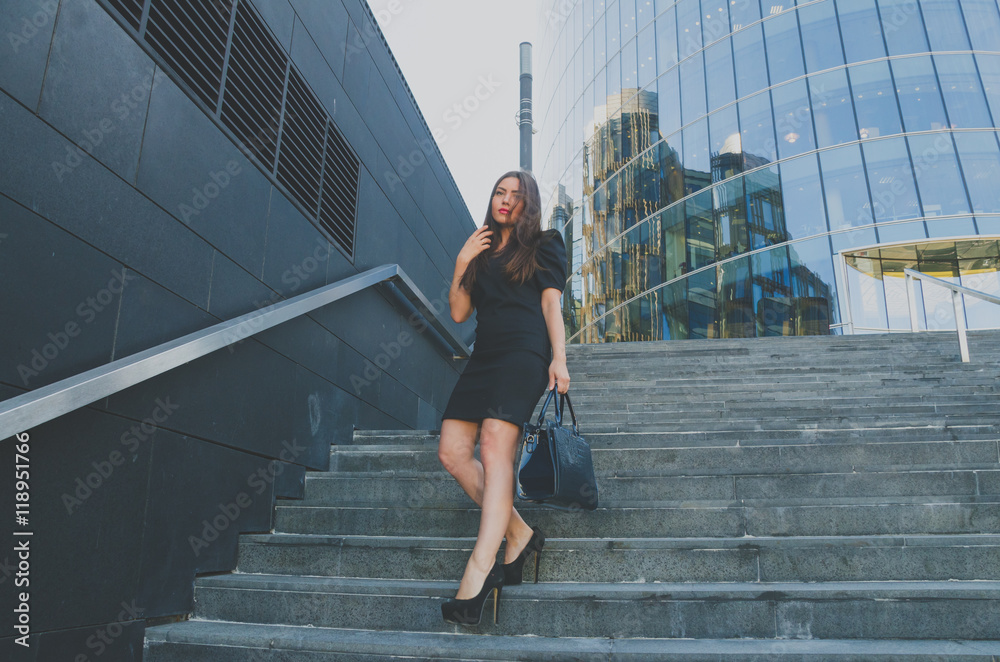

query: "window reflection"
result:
(798, 0), (845, 74)
(810, 69), (857, 149)
(772, 79), (817, 160)
(836, 0), (887, 64)
(764, 11), (805, 86)
(935, 54), (993, 129)
(862, 137), (922, 223)
(907, 133), (971, 216)
(733, 24), (770, 99)
(821, 144), (873, 231)
(877, 0), (930, 56)
(704, 38), (736, 112)
(739, 91), (778, 167)
(954, 132), (1000, 214)
(892, 56), (949, 133)
(850, 60), (903, 139)
(779, 154), (828, 240)
(709, 104), (742, 182)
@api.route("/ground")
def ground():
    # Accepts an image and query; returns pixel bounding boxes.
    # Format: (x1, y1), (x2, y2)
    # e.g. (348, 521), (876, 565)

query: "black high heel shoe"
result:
(441, 560), (504, 626)
(501, 526), (546, 585)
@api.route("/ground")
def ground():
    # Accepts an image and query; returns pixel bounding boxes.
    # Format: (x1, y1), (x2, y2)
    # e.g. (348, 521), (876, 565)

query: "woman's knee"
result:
(438, 419), (478, 473)
(479, 418), (519, 468)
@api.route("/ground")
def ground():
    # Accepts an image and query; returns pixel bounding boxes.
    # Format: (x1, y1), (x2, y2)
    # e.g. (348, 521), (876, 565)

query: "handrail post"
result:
(905, 271), (919, 332)
(952, 289), (970, 363)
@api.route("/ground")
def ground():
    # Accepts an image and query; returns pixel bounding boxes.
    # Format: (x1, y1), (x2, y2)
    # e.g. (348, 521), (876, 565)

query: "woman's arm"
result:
(541, 288), (570, 393)
(449, 257), (474, 324)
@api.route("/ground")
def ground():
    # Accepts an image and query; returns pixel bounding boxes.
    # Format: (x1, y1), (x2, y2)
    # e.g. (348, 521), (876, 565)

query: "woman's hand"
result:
(457, 225), (492, 266)
(548, 358), (570, 394)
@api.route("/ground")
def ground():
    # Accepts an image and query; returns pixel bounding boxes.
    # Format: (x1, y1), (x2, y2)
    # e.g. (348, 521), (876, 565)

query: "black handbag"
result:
(515, 386), (599, 511)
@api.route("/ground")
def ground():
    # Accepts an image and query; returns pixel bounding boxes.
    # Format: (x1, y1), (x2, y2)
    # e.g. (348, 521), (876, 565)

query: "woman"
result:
(438, 169), (569, 626)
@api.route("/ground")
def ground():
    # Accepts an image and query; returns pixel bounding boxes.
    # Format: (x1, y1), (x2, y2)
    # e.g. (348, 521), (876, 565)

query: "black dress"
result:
(442, 229), (568, 427)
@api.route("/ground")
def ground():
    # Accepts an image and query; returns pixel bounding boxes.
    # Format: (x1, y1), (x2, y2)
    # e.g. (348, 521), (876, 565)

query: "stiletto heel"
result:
(502, 526), (546, 585)
(441, 561), (504, 626)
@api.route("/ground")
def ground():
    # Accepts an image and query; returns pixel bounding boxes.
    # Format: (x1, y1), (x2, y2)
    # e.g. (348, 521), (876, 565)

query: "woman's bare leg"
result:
(438, 418), (535, 566)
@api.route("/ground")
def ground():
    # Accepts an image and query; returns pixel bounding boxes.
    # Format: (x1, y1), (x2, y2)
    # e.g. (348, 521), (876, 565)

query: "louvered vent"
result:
(277, 67), (325, 216)
(96, 0), (361, 260)
(144, 0), (230, 110)
(320, 122), (359, 252)
(222, 0), (286, 171)
(107, 0), (142, 30)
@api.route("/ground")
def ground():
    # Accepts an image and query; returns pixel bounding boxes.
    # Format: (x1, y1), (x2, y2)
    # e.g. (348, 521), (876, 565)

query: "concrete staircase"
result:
(144, 331), (1000, 660)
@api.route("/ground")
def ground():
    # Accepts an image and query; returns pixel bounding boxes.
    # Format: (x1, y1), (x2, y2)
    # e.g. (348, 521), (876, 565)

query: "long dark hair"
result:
(459, 169), (550, 292)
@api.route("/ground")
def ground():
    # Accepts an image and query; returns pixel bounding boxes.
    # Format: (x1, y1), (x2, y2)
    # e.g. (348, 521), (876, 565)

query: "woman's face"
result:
(491, 176), (523, 227)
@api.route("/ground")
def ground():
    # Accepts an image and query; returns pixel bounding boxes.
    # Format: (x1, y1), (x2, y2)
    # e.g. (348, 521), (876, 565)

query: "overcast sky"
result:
(368, 0), (541, 228)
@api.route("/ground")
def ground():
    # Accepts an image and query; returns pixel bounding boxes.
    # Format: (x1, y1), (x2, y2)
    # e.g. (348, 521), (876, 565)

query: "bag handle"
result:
(534, 385), (558, 425)
(559, 391), (579, 435)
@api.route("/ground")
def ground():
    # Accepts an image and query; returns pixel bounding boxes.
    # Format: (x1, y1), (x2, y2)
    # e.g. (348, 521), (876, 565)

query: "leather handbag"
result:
(515, 385), (599, 511)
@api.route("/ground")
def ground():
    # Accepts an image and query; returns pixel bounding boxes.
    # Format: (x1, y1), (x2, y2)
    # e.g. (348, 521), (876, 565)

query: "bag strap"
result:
(559, 391), (579, 435)
(535, 385), (557, 425)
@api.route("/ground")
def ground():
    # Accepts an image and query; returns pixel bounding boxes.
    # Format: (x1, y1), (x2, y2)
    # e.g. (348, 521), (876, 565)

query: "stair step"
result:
(234, 533), (1000, 583)
(188, 574), (1000, 640)
(274, 497), (1000, 538)
(142, 620), (1000, 661)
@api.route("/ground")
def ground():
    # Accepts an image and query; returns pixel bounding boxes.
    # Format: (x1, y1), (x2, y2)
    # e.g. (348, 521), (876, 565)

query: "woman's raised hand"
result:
(457, 225), (493, 266)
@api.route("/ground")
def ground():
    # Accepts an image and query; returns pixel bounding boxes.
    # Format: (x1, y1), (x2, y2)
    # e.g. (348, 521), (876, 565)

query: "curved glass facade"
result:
(536, 0), (1000, 343)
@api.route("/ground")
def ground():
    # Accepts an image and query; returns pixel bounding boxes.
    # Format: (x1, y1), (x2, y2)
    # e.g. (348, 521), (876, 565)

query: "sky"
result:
(367, 0), (541, 228)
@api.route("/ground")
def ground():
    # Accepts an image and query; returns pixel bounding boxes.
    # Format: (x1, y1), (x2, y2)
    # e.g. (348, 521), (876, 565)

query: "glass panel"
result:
(715, 176), (750, 257)
(891, 56), (948, 133)
(925, 217), (976, 236)
(977, 54), (1000, 129)
(788, 235), (839, 328)
(863, 136), (922, 223)
(745, 165), (785, 248)
(953, 132), (1000, 213)
(779, 153), (829, 240)
(686, 267), (718, 338)
(772, 79), (817, 159)
(677, 0), (704, 59)
(658, 69), (683, 138)
(962, 0), (1000, 51)
(718, 255), (755, 337)
(729, 0), (762, 30)
(753, 246), (793, 336)
(660, 135), (686, 206)
(686, 189), (716, 269)
(877, 0), (930, 56)
(637, 23), (657, 89)
(962, 256), (1000, 329)
(836, 0), (886, 64)
(845, 255), (889, 329)
(877, 219), (928, 243)
(849, 60), (903, 139)
(655, 7), (678, 71)
(733, 24), (770, 99)
(764, 11), (805, 86)
(621, 0), (637, 41)
(702, 0), (731, 44)
(710, 104), (743, 182)
(636, 0), (656, 30)
(622, 37), (639, 91)
(608, 0), (621, 54)
(705, 38), (736, 112)
(680, 52), (707, 125)
(584, 28), (595, 88)
(607, 52), (622, 102)
(810, 69), (857, 149)
(908, 133), (971, 217)
(821, 144), (873, 231)
(662, 202), (688, 280)
(660, 277), (690, 339)
(739, 91), (778, 168)
(831, 225), (877, 252)
(798, 0), (845, 74)
(683, 118), (711, 193)
(596, 8), (608, 65)
(920, 0), (971, 51)
(935, 54), (993, 129)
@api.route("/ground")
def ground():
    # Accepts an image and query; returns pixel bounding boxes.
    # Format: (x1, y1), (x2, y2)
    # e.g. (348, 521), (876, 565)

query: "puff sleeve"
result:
(535, 229), (567, 293)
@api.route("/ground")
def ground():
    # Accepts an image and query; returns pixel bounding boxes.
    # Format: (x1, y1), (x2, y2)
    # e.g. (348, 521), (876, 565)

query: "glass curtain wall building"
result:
(536, 0), (1000, 343)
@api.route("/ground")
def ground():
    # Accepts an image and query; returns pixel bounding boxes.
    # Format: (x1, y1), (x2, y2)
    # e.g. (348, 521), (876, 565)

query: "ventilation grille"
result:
(107, 0), (142, 30)
(97, 0), (359, 259)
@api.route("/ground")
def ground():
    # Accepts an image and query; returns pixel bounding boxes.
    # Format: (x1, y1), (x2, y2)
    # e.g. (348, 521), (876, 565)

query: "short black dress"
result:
(442, 229), (568, 427)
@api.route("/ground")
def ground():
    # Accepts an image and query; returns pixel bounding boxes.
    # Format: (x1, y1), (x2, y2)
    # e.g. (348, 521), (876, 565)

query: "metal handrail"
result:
(903, 268), (1000, 362)
(0, 264), (470, 440)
